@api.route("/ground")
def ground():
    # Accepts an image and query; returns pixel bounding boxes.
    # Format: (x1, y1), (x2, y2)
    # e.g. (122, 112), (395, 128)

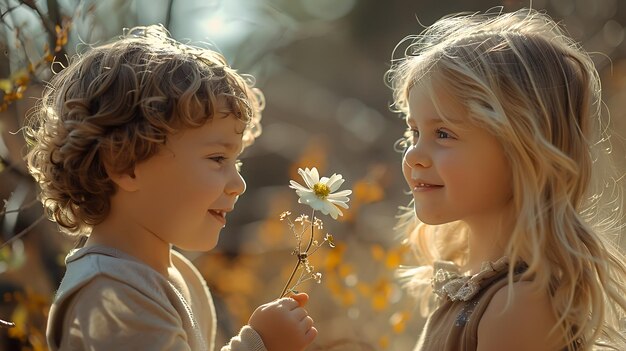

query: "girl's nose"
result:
(404, 144), (432, 169)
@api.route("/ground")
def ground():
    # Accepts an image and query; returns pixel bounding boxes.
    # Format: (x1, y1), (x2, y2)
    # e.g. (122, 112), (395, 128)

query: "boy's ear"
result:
(104, 164), (139, 192)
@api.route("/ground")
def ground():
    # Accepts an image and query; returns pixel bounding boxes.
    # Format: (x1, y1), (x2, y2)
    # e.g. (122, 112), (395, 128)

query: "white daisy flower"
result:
(289, 167), (352, 219)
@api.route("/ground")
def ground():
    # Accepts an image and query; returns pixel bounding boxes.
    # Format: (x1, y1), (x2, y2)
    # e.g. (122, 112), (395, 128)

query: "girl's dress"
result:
(415, 257), (521, 351)
(414, 257), (583, 351)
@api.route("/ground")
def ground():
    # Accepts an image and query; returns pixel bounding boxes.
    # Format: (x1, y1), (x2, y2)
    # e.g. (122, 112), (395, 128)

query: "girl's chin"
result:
(414, 210), (452, 226)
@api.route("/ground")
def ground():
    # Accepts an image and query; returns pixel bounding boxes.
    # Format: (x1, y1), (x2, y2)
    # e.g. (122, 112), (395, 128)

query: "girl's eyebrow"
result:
(406, 115), (443, 126)
(407, 115), (465, 127)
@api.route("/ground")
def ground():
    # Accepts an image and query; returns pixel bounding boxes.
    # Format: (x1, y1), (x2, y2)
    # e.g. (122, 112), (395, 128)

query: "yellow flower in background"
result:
(289, 167), (352, 219)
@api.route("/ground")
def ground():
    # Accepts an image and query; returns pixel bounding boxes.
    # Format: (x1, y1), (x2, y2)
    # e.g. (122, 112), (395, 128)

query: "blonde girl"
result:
(387, 8), (626, 351)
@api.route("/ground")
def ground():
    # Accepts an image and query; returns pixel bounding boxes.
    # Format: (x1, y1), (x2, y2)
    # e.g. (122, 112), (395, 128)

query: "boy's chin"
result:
(175, 239), (219, 252)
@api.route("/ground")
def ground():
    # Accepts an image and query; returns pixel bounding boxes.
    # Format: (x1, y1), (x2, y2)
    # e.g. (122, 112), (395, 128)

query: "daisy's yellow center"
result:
(313, 183), (331, 199)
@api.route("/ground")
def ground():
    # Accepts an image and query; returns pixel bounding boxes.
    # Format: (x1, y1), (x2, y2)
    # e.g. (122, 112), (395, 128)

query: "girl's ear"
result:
(104, 163), (139, 192)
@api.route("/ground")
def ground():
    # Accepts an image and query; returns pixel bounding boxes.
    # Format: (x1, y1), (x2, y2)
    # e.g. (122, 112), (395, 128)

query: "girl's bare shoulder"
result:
(477, 281), (563, 351)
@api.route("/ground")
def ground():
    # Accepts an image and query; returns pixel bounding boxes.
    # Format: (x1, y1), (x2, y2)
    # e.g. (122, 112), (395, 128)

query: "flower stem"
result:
(279, 210), (316, 298)
(305, 209), (315, 253)
(279, 259), (301, 298)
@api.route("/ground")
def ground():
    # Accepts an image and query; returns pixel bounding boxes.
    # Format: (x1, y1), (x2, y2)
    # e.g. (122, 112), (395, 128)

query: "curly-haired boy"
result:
(27, 25), (316, 351)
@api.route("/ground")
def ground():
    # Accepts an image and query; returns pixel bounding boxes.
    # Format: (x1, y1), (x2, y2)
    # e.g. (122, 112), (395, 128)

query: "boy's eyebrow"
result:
(216, 110), (233, 117)
(203, 141), (241, 152)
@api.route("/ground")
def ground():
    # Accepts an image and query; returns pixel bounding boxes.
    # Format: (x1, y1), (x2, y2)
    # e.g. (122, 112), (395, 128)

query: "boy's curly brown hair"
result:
(25, 25), (263, 236)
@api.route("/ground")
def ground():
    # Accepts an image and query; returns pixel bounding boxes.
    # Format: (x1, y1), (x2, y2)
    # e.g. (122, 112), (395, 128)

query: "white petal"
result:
(329, 200), (349, 209)
(295, 189), (314, 198)
(328, 199), (350, 206)
(299, 194), (327, 211)
(331, 189), (352, 197)
(289, 180), (311, 192)
(327, 204), (342, 219)
(309, 167), (320, 184)
(327, 175), (344, 192)
(310, 199), (329, 211)
(327, 194), (350, 202)
(298, 192), (317, 202)
(316, 203), (331, 216)
(318, 200), (343, 219)
(292, 167), (351, 218)
(298, 196), (314, 207)
(298, 168), (316, 189)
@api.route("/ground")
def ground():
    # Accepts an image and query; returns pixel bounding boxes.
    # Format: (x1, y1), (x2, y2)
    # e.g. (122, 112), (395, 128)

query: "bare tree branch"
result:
(19, 0), (58, 53)
(0, 213), (45, 250)
(165, 0), (175, 29)
(0, 197), (39, 217)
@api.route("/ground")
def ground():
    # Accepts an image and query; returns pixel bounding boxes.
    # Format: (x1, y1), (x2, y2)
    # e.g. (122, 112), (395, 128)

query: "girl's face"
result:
(402, 84), (513, 228)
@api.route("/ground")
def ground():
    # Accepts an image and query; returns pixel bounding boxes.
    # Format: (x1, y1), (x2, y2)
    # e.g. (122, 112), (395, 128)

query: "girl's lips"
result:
(411, 182), (444, 192)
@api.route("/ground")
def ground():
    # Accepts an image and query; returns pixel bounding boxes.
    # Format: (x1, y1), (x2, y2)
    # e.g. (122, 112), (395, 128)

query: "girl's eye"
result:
(403, 126), (454, 146)
(436, 128), (456, 140)
(436, 129), (450, 139)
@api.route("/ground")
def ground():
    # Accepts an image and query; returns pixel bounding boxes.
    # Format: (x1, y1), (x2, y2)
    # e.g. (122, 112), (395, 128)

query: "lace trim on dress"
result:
(431, 256), (511, 302)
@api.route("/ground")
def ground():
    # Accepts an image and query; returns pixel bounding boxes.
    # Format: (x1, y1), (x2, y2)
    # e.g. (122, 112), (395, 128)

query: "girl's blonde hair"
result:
(387, 8), (626, 350)
(26, 25), (264, 236)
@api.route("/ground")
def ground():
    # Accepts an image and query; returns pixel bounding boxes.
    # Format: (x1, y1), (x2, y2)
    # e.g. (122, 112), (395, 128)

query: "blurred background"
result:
(0, 0), (625, 350)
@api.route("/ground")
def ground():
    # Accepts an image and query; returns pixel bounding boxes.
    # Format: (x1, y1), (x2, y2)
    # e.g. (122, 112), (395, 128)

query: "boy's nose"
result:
(226, 171), (246, 196)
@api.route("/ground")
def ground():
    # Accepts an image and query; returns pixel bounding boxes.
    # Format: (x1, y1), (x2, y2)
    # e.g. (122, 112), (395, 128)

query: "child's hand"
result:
(248, 292), (317, 351)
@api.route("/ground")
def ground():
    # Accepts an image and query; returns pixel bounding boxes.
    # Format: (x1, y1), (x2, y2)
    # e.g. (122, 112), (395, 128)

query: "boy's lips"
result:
(208, 208), (232, 225)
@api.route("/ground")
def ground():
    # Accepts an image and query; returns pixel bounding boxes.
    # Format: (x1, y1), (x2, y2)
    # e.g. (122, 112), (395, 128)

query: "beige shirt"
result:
(46, 245), (266, 351)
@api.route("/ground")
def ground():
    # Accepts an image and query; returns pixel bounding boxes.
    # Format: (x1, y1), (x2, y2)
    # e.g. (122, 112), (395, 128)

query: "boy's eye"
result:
(209, 156), (227, 164)
(208, 156), (243, 170)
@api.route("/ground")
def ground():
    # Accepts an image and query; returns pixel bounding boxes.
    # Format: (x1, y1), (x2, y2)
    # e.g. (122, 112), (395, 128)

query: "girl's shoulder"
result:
(477, 281), (562, 351)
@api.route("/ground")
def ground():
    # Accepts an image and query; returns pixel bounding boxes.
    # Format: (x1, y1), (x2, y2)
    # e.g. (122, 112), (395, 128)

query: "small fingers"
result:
(276, 297), (300, 310)
(301, 315), (314, 331)
(289, 292), (309, 307)
(304, 326), (318, 343)
(293, 307), (308, 321)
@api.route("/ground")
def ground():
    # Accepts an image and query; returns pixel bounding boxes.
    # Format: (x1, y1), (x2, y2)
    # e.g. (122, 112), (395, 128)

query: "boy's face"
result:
(129, 107), (247, 252)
